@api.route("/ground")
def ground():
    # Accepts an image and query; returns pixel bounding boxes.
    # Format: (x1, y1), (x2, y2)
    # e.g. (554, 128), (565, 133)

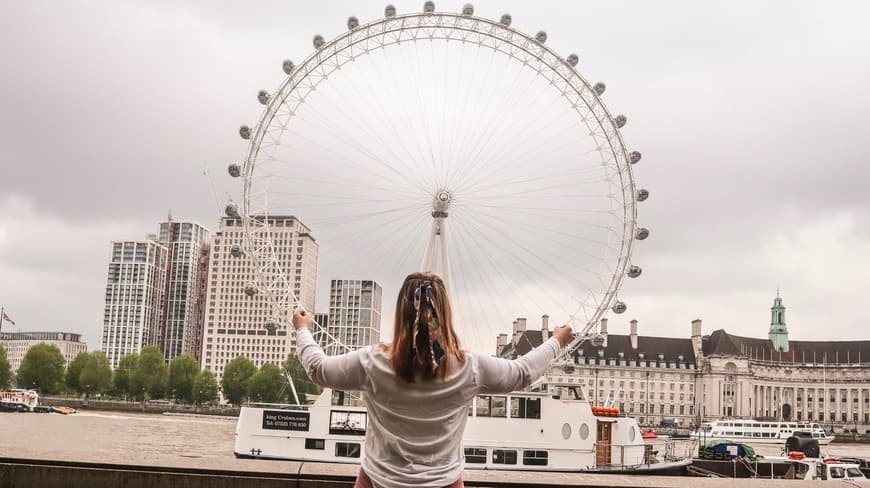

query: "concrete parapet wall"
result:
(0, 457), (830, 488)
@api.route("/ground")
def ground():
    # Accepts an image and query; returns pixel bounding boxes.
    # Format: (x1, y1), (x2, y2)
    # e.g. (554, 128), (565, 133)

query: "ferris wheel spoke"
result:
(286, 104), (432, 195)
(453, 214), (578, 322)
(454, 110), (594, 197)
(459, 163), (608, 198)
(464, 205), (618, 258)
(446, 68), (557, 190)
(460, 206), (616, 285)
(317, 69), (437, 190)
(449, 218), (548, 348)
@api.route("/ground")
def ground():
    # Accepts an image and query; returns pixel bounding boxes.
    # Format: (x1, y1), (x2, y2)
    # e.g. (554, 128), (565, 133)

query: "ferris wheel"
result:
(229, 2), (649, 357)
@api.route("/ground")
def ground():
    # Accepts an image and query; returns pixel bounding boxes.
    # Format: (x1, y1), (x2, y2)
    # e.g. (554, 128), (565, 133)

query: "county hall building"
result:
(498, 294), (870, 431)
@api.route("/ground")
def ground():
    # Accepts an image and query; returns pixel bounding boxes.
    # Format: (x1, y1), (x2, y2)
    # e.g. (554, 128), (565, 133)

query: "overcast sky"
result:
(1, 0), (868, 350)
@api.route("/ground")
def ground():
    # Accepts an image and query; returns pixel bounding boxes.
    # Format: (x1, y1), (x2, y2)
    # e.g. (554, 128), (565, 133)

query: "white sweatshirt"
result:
(296, 328), (560, 488)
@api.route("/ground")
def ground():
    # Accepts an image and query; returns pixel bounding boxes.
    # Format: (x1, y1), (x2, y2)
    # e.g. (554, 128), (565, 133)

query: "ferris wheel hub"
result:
(432, 190), (452, 217)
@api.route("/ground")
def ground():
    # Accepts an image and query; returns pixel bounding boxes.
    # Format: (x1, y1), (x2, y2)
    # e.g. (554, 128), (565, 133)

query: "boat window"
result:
(830, 467), (845, 479)
(476, 396), (492, 417)
(579, 423), (590, 440)
(329, 411), (367, 436)
(493, 449), (517, 465)
(629, 426), (636, 442)
(335, 442), (361, 458)
(847, 468), (862, 478)
(464, 448), (487, 464)
(523, 450), (548, 466)
(510, 397), (542, 419)
(304, 438), (325, 450)
(491, 396), (507, 418)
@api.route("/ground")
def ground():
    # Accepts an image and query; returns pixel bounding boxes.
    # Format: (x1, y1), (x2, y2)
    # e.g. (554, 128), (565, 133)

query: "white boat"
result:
(759, 455), (867, 481)
(0, 389), (39, 412)
(235, 388), (694, 473)
(694, 419), (834, 445)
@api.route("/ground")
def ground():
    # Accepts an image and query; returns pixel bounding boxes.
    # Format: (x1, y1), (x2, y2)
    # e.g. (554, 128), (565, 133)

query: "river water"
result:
(2, 410), (870, 470)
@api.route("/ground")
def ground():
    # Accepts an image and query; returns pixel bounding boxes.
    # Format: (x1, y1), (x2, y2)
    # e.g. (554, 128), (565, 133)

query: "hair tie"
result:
(412, 280), (444, 370)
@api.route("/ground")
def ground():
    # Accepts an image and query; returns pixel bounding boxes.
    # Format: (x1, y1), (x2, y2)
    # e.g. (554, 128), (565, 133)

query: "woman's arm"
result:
(296, 327), (368, 391)
(475, 338), (560, 393)
(475, 324), (572, 393)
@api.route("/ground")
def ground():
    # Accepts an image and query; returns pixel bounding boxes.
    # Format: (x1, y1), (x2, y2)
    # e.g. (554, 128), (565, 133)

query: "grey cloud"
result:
(1, 0), (869, 346)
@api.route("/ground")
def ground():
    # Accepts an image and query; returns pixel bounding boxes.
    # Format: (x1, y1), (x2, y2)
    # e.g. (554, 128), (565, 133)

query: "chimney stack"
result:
(496, 333), (508, 356)
(541, 314), (550, 339)
(600, 317), (608, 347)
(513, 317), (527, 344)
(691, 319), (702, 338)
(691, 319), (704, 365)
(630, 319), (638, 350)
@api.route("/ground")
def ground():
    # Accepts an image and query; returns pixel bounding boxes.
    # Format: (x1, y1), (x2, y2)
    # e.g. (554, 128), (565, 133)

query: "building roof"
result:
(504, 329), (696, 364)
(577, 334), (696, 364)
(703, 329), (870, 364)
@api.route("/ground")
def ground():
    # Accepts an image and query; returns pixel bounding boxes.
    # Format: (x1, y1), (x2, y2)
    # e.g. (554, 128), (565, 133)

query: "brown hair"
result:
(386, 272), (465, 382)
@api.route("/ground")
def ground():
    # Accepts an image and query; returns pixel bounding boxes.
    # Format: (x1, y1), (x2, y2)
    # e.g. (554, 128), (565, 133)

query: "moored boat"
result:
(692, 419), (834, 445)
(0, 389), (39, 412)
(234, 388), (695, 473)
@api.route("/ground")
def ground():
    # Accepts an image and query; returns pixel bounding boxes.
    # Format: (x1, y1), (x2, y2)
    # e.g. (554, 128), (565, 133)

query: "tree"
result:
(221, 356), (257, 405)
(17, 343), (65, 393)
(282, 353), (321, 402)
(113, 353), (138, 399)
(192, 369), (219, 405)
(79, 351), (112, 396)
(169, 354), (199, 404)
(130, 346), (168, 401)
(0, 345), (11, 389)
(65, 351), (90, 394)
(247, 364), (285, 404)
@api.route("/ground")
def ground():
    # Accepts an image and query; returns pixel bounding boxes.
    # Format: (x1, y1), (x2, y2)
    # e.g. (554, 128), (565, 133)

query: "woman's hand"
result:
(293, 307), (312, 330)
(553, 324), (573, 348)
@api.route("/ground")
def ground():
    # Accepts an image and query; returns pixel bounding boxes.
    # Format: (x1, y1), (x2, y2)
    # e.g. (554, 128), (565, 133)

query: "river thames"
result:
(2, 410), (870, 469)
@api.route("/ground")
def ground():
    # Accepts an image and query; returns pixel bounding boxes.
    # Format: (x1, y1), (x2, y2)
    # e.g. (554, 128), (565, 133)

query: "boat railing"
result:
(242, 402), (311, 410)
(597, 438), (696, 470)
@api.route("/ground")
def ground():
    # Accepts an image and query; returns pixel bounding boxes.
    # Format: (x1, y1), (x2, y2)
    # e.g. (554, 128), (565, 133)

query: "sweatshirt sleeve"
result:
(295, 328), (368, 391)
(475, 338), (560, 394)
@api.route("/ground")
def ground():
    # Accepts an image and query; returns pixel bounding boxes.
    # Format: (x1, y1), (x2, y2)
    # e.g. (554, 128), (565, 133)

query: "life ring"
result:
(788, 451), (805, 460)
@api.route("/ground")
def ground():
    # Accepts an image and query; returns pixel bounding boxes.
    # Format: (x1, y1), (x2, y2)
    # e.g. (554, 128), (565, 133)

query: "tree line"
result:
(0, 343), (320, 406)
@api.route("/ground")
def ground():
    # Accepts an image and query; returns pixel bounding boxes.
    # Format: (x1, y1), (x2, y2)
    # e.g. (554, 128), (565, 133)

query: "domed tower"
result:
(768, 290), (789, 352)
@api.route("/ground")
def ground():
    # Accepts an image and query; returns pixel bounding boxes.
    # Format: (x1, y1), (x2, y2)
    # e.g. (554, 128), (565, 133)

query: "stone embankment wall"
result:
(38, 397), (240, 417)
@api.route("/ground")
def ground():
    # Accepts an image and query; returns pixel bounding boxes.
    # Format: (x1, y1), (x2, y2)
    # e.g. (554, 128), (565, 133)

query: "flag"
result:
(1, 311), (14, 326)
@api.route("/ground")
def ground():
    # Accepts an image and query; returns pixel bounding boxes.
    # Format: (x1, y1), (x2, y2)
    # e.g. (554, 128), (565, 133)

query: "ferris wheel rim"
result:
(239, 8), (640, 349)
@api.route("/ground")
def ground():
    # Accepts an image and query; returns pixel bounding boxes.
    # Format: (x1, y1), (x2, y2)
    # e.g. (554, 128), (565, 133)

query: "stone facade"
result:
(1, 331), (88, 374)
(500, 295), (870, 431)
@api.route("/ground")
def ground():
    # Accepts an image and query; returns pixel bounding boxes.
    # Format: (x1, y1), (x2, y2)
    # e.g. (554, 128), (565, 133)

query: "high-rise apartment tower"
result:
(325, 279), (382, 355)
(157, 220), (210, 361)
(99, 239), (167, 369)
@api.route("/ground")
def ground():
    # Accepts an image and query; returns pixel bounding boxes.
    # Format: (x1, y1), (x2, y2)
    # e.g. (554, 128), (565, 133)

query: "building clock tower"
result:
(768, 290), (789, 352)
